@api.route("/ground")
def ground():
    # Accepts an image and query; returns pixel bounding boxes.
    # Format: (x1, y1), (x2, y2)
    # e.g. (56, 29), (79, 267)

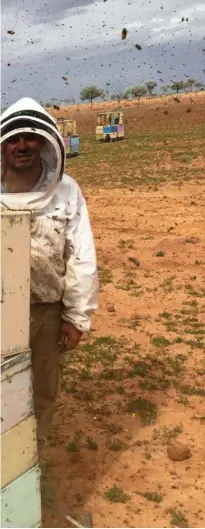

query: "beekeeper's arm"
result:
(62, 186), (99, 333)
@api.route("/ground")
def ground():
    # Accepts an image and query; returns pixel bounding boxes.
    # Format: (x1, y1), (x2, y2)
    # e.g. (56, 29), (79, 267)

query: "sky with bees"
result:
(2, 0), (205, 106)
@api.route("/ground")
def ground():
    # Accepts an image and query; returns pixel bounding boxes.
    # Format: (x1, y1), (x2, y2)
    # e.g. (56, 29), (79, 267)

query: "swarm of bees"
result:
(2, 0), (203, 106)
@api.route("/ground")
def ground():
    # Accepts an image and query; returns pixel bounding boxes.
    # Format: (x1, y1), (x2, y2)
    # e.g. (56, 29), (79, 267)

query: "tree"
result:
(128, 85), (147, 102)
(145, 81), (157, 96)
(110, 79), (128, 105)
(194, 81), (204, 91)
(80, 85), (103, 106)
(169, 81), (185, 93)
(161, 85), (169, 94)
(185, 77), (196, 91)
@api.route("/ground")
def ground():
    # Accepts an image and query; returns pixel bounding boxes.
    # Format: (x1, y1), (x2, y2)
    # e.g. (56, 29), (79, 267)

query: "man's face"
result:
(3, 132), (44, 172)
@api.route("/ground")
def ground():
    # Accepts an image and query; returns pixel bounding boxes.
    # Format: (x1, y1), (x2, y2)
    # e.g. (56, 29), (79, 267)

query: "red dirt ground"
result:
(41, 93), (205, 529)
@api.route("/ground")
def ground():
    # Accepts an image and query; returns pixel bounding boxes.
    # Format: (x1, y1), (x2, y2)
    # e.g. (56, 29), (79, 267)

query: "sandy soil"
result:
(41, 93), (205, 529)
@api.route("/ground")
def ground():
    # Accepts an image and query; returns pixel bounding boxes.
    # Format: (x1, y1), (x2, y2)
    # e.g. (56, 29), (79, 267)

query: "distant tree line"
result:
(3, 77), (202, 111)
(78, 78), (204, 106)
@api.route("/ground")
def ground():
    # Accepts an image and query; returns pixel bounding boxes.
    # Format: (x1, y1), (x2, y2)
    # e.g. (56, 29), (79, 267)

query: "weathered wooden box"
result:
(1, 210), (42, 528)
(1, 466), (42, 528)
(1, 350), (33, 434)
(1, 211), (30, 360)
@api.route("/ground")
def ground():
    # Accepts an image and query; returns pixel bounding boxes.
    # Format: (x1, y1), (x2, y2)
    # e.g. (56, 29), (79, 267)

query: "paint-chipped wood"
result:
(1, 351), (33, 434)
(1, 211), (30, 359)
(1, 465), (42, 528)
(1, 415), (38, 488)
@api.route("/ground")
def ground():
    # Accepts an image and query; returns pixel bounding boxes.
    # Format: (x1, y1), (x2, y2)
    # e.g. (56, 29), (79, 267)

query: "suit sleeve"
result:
(62, 185), (99, 332)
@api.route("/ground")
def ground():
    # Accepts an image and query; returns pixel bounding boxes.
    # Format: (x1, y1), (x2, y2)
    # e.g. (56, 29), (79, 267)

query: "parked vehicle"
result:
(57, 119), (80, 156)
(96, 111), (124, 142)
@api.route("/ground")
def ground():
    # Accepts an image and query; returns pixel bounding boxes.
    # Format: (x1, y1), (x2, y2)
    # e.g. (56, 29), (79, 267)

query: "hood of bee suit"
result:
(0, 97), (65, 212)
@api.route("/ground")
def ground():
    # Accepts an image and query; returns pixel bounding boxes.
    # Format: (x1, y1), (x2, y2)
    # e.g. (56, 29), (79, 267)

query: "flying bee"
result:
(121, 28), (128, 40)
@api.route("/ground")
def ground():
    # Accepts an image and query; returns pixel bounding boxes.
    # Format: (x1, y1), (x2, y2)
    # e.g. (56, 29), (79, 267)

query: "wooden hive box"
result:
(1, 210), (42, 528)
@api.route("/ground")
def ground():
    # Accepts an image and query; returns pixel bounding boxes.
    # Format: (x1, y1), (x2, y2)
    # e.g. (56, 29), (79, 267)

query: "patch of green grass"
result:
(78, 368), (91, 380)
(177, 394), (189, 406)
(180, 385), (205, 397)
(191, 415), (205, 423)
(80, 335), (124, 367)
(151, 336), (171, 348)
(167, 354), (186, 374)
(86, 437), (98, 450)
(100, 367), (124, 381)
(98, 265), (112, 286)
(153, 425), (183, 445)
(172, 150), (198, 163)
(104, 485), (130, 503)
(67, 125), (204, 190)
(164, 320), (178, 332)
(64, 382), (77, 394)
(185, 284), (205, 298)
(175, 336), (205, 349)
(127, 397), (158, 425)
(140, 378), (171, 390)
(185, 337), (204, 349)
(159, 311), (171, 319)
(104, 423), (123, 435)
(116, 384), (126, 394)
(67, 439), (80, 453)
(120, 313), (142, 329)
(160, 276), (176, 292)
(137, 491), (163, 503)
(117, 273), (143, 297)
(129, 360), (150, 378)
(144, 450), (152, 460)
(155, 250), (165, 257)
(175, 336), (183, 344)
(169, 508), (189, 528)
(108, 438), (127, 451)
(118, 238), (135, 250)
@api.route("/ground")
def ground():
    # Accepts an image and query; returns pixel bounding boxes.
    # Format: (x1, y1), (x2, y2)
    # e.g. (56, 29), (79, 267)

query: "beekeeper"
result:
(1, 98), (99, 440)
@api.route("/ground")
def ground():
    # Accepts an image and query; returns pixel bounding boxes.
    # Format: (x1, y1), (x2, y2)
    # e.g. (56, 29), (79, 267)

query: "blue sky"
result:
(2, 0), (205, 106)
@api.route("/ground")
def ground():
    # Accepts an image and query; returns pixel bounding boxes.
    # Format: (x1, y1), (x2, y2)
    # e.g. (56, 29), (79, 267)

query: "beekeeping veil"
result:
(0, 98), (65, 211)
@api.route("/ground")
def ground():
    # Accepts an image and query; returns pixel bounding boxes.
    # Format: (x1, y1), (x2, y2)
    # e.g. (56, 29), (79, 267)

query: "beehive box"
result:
(1, 466), (41, 528)
(1, 211), (42, 528)
(57, 119), (76, 136)
(1, 211), (30, 360)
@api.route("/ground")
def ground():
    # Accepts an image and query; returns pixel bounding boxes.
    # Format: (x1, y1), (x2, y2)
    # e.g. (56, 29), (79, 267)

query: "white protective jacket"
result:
(0, 98), (99, 332)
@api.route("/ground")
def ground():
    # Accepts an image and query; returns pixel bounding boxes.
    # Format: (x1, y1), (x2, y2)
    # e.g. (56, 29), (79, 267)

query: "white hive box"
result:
(1, 210), (42, 528)
(1, 211), (30, 359)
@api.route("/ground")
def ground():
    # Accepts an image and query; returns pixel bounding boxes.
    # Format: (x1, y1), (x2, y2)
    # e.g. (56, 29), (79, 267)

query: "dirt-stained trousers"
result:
(30, 302), (64, 440)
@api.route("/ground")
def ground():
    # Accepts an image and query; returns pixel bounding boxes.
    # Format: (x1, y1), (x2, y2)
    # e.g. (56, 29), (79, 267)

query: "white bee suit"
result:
(1, 98), (99, 438)
(1, 98), (99, 332)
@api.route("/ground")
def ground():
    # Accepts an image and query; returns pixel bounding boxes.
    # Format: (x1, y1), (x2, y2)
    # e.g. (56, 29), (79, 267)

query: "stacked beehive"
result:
(1, 211), (42, 528)
(57, 119), (79, 156)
